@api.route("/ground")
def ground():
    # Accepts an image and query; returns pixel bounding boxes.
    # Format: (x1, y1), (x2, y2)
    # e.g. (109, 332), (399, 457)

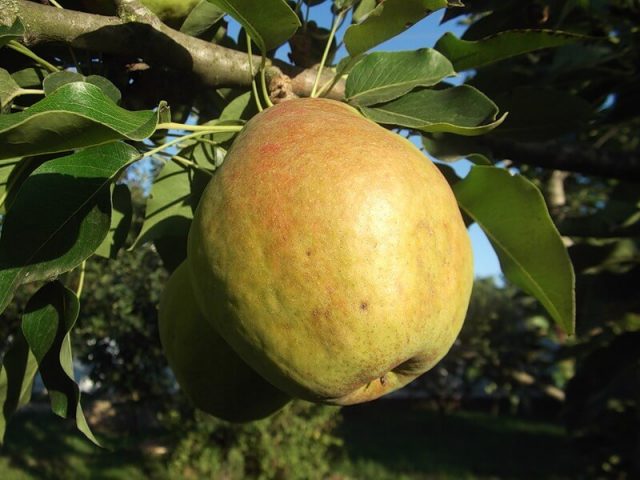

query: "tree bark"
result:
(481, 137), (640, 182)
(0, 0), (344, 99)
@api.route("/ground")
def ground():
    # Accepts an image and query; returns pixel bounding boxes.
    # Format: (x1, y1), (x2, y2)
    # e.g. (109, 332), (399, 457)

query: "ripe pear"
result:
(187, 98), (473, 405)
(159, 262), (290, 422)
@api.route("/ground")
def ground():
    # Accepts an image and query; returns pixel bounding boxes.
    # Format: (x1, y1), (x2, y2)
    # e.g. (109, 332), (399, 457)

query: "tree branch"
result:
(1, 0), (344, 99)
(480, 137), (640, 182)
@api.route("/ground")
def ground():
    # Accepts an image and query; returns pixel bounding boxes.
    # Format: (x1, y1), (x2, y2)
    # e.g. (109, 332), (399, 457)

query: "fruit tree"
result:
(0, 1), (637, 467)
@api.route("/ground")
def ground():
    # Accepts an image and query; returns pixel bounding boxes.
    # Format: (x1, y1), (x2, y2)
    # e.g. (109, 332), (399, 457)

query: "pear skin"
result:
(188, 98), (473, 405)
(159, 262), (290, 422)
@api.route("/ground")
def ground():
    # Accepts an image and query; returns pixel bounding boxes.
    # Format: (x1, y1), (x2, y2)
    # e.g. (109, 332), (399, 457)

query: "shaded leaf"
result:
(95, 184), (133, 259)
(0, 332), (38, 444)
(361, 85), (506, 135)
(453, 166), (575, 333)
(345, 49), (455, 106)
(0, 157), (22, 212)
(344, 0), (448, 57)
(467, 153), (493, 166)
(0, 20), (24, 48)
(422, 133), (490, 161)
(435, 29), (588, 71)
(0, 68), (22, 111)
(132, 160), (209, 249)
(0, 155), (53, 215)
(11, 66), (47, 89)
(0, 82), (157, 160)
(0, 143), (141, 314)
(489, 87), (592, 141)
(205, 0), (300, 53)
(22, 282), (99, 445)
(154, 236), (189, 274)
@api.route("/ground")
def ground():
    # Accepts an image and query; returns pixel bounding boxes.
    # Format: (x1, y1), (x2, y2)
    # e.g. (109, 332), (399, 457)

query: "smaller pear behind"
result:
(159, 262), (290, 422)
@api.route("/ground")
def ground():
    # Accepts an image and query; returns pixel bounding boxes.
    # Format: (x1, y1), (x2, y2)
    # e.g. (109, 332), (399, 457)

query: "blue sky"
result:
(226, 5), (502, 279)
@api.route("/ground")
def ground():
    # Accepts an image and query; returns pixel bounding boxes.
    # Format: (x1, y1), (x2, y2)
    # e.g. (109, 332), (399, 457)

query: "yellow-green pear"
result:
(188, 98), (473, 405)
(159, 262), (290, 422)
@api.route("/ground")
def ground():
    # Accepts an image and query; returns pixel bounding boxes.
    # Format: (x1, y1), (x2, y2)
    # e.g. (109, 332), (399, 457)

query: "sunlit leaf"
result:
(453, 166), (575, 333)
(361, 85), (506, 135)
(345, 49), (455, 106)
(181, 0), (226, 37)
(344, 0), (448, 56)
(205, 0), (300, 52)
(42, 72), (121, 104)
(0, 82), (157, 160)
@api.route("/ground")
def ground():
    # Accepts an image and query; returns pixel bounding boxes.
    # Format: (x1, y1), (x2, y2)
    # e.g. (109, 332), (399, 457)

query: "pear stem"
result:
(246, 32), (264, 112)
(310, 9), (345, 98)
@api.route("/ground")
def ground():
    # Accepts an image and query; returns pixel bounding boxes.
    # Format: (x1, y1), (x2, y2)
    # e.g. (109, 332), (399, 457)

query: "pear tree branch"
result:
(0, 0), (344, 99)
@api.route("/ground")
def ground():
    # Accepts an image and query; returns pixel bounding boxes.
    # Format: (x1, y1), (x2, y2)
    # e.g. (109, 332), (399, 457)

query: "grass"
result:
(0, 407), (165, 480)
(335, 401), (580, 479)
(0, 401), (579, 479)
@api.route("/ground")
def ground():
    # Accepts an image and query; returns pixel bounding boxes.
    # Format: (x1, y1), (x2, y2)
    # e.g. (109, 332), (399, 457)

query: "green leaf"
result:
(344, 0), (448, 57)
(360, 85), (507, 136)
(352, 0), (377, 23)
(345, 49), (455, 106)
(43, 72), (121, 104)
(0, 332), (38, 444)
(132, 160), (208, 249)
(205, 0), (300, 53)
(0, 158), (20, 211)
(0, 142), (141, 314)
(0, 155), (53, 215)
(0, 20), (24, 48)
(467, 153), (493, 166)
(453, 166), (575, 333)
(422, 133), (490, 161)
(154, 236), (189, 273)
(489, 87), (592, 141)
(220, 91), (257, 122)
(0, 68), (22, 111)
(11, 66), (47, 89)
(95, 184), (133, 259)
(434, 29), (588, 71)
(22, 282), (99, 445)
(334, 0), (357, 10)
(181, 0), (226, 37)
(0, 82), (157, 160)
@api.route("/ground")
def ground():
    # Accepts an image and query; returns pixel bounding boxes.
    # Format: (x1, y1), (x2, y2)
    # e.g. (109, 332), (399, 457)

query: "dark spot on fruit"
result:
(380, 375), (386, 386)
(360, 301), (368, 311)
(306, 249), (312, 257)
(404, 21), (414, 29)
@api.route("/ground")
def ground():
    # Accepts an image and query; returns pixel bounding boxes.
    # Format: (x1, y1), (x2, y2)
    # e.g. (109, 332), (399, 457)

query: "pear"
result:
(159, 262), (290, 422)
(188, 98), (473, 405)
